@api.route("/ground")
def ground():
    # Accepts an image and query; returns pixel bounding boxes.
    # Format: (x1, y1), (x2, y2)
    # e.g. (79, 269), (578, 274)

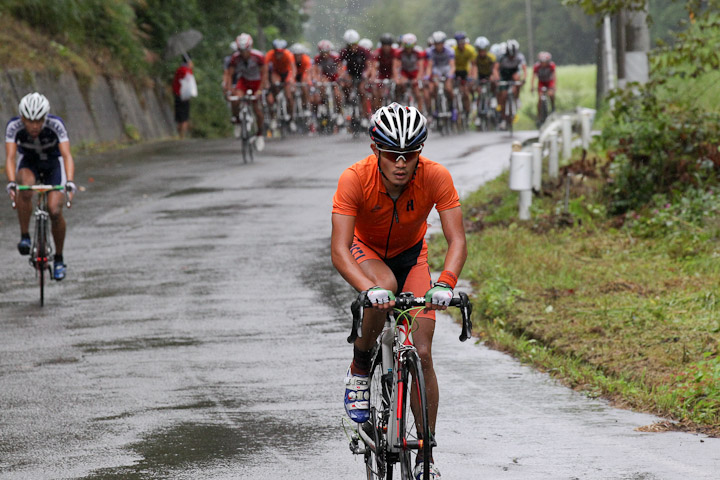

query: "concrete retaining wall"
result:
(0, 69), (174, 144)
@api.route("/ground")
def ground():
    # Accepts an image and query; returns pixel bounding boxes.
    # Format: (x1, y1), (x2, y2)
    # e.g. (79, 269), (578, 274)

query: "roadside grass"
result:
(430, 158), (720, 435)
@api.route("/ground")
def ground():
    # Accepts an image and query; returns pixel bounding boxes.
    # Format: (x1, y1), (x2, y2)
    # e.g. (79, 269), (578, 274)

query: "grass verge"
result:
(430, 153), (720, 436)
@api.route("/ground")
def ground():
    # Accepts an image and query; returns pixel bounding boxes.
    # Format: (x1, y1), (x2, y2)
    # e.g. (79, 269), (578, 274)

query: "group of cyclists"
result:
(222, 29), (557, 149)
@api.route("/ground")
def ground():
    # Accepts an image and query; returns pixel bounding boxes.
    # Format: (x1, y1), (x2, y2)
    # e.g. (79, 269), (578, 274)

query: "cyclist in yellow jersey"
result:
(473, 36), (498, 100)
(452, 31), (476, 115)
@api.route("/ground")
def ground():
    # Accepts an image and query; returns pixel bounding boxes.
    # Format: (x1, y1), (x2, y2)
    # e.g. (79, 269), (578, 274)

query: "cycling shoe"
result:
(414, 462), (442, 480)
(344, 366), (369, 423)
(53, 260), (66, 281)
(17, 237), (31, 255)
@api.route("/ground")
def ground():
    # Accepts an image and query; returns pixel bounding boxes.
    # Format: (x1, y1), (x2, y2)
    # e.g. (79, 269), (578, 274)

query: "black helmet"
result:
(380, 33), (394, 46)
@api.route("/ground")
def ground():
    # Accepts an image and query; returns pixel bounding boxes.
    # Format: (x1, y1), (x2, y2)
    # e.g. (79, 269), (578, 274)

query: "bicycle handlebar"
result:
(348, 290), (473, 344)
(11, 184), (71, 209)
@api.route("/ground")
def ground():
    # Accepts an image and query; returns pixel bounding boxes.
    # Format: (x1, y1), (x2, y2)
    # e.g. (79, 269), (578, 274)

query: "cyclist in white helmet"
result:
(494, 39), (527, 129)
(333, 103), (467, 480)
(423, 31), (456, 122)
(5, 93), (76, 280)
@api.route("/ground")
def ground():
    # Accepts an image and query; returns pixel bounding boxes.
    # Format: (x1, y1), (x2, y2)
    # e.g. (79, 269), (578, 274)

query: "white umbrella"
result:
(165, 29), (203, 60)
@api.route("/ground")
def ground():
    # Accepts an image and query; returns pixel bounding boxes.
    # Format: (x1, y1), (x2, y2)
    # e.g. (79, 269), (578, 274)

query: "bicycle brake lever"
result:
(458, 291), (473, 342)
(348, 291), (368, 343)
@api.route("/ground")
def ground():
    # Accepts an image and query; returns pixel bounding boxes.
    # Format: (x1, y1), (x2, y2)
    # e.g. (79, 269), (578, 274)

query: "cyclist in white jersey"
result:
(423, 31), (455, 121)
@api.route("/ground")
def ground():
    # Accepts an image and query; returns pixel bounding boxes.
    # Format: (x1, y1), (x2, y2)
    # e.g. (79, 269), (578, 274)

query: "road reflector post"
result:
(532, 142), (543, 192)
(509, 151), (532, 220)
(562, 114), (572, 160)
(549, 132), (559, 181)
(581, 110), (592, 150)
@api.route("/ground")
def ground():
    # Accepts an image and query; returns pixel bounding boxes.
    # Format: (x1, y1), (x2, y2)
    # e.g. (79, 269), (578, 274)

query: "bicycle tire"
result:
(538, 95), (549, 128)
(36, 217), (47, 307)
(398, 350), (430, 480)
(507, 94), (515, 137)
(365, 347), (389, 480)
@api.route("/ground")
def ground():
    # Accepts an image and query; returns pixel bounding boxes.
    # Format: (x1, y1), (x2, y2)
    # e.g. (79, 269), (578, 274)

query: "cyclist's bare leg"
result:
(444, 77), (454, 104)
(410, 315), (438, 439)
(252, 97), (264, 135)
(15, 168), (35, 235)
(413, 81), (424, 112)
(351, 259), (398, 369)
(332, 84), (344, 116)
(285, 82), (295, 118)
(48, 190), (66, 255)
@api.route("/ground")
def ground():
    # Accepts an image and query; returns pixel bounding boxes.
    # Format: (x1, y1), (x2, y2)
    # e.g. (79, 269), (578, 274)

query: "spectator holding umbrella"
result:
(172, 54), (196, 138)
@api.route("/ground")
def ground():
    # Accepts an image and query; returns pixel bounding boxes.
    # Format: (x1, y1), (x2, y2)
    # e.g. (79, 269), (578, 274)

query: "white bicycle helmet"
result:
(474, 36), (490, 50)
(343, 29), (360, 45)
(229, 40), (238, 52)
(18, 92), (50, 121)
(401, 33), (417, 47)
(431, 31), (447, 45)
(236, 33), (253, 50)
(317, 39), (334, 52)
(359, 38), (373, 50)
(369, 103), (428, 151)
(538, 51), (552, 62)
(446, 38), (457, 49)
(289, 43), (308, 55)
(506, 39), (519, 56)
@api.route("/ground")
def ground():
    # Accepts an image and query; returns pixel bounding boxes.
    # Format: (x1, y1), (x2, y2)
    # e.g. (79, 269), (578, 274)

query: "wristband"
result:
(437, 270), (457, 289)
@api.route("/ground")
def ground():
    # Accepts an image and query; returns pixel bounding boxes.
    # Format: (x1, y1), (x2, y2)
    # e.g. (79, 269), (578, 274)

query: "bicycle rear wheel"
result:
(365, 347), (389, 480)
(398, 351), (430, 480)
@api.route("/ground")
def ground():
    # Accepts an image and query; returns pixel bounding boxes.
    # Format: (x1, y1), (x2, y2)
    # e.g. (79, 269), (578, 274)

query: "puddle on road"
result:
(79, 414), (334, 479)
(164, 187), (224, 198)
(75, 336), (200, 353)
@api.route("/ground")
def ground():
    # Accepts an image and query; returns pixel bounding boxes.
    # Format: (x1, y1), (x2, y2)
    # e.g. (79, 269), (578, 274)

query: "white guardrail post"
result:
(548, 131), (559, 180)
(509, 151), (533, 220)
(532, 142), (543, 191)
(561, 114), (572, 160)
(581, 109), (593, 150)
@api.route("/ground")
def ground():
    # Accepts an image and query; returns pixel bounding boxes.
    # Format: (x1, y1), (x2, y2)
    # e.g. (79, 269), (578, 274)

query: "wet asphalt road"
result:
(1, 132), (718, 480)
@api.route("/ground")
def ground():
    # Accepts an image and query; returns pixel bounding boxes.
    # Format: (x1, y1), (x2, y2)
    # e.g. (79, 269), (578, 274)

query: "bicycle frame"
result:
(348, 291), (473, 479)
(13, 184), (67, 306)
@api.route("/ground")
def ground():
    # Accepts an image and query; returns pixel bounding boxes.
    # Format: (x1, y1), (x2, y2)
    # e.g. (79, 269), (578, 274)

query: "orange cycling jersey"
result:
(296, 53), (312, 80)
(332, 154), (460, 259)
(266, 49), (295, 75)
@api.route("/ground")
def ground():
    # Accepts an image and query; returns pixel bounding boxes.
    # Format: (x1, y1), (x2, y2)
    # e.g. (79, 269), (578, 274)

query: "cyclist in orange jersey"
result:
(332, 103), (466, 480)
(265, 39), (298, 132)
(290, 43), (313, 118)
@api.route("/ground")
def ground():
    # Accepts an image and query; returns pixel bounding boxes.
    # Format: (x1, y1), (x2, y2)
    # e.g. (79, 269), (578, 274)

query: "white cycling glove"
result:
(6, 181), (17, 196)
(367, 286), (395, 305)
(425, 282), (454, 307)
(65, 181), (77, 193)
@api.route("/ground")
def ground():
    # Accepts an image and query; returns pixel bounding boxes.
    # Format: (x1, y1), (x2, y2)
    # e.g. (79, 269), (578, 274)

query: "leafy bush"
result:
(600, 9), (720, 215)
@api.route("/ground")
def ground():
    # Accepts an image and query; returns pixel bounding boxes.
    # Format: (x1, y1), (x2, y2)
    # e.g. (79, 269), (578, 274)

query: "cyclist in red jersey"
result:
(530, 51), (557, 119)
(224, 33), (268, 150)
(332, 103), (466, 480)
(311, 39), (345, 126)
(396, 33), (427, 113)
(265, 38), (298, 132)
(370, 33), (399, 112)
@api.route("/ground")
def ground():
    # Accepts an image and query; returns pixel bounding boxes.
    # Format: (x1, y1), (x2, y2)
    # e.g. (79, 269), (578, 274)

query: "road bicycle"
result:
(12, 184), (70, 306)
(346, 291), (473, 480)
(378, 78), (396, 107)
(228, 92), (257, 164)
(345, 77), (366, 137)
(269, 82), (293, 138)
(475, 79), (496, 132)
(431, 77), (452, 137)
(536, 86), (552, 129)
(315, 81), (338, 135)
(451, 78), (467, 134)
(498, 80), (523, 137)
(292, 83), (311, 134)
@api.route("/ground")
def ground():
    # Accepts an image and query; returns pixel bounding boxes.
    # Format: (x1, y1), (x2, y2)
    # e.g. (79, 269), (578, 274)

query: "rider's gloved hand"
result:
(367, 286), (395, 305)
(6, 181), (17, 197)
(425, 282), (453, 308)
(65, 181), (77, 193)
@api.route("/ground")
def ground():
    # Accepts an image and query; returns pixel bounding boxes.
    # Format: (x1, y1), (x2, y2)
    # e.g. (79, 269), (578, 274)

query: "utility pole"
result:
(525, 0), (535, 63)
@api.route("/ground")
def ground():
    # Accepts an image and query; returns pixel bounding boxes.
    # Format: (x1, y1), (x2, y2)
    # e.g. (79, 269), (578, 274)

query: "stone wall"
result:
(0, 70), (175, 144)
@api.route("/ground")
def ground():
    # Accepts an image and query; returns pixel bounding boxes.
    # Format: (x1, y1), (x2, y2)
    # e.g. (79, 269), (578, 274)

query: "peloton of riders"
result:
(222, 30), (555, 139)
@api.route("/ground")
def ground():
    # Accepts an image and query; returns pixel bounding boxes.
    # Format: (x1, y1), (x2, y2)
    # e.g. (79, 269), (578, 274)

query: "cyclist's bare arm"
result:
(58, 141), (76, 201)
(222, 67), (234, 93)
(331, 213), (395, 311)
(331, 213), (376, 291)
(5, 142), (18, 185)
(260, 63), (270, 90)
(449, 58), (456, 78)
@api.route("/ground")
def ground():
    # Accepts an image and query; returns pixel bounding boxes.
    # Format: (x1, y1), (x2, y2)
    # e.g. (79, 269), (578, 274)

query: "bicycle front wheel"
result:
(398, 351), (430, 480)
(35, 218), (47, 307)
(365, 347), (389, 480)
